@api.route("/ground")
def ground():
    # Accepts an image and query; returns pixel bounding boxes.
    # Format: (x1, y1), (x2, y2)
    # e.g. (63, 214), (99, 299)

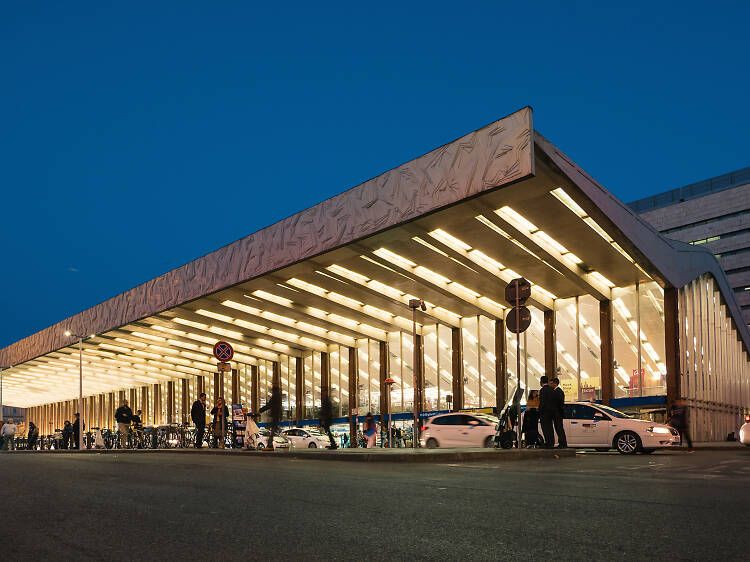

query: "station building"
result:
(2, 107), (749, 442)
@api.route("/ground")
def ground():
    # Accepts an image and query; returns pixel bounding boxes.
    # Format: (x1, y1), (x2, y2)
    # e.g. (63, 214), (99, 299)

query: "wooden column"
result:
(664, 287), (681, 409)
(129, 388), (137, 410)
(118, 390), (126, 406)
(152, 385), (161, 426)
(140, 387), (148, 425)
(181, 379), (190, 423)
(294, 359), (303, 423)
(252, 365), (261, 415)
(379, 341), (388, 418)
(495, 318), (506, 411)
(321, 352), (330, 400)
(231, 369), (240, 405)
(451, 327), (464, 411)
(544, 309), (557, 381)
(167, 381), (175, 423)
(348, 346), (358, 446)
(99, 394), (105, 429)
(600, 300), (614, 405)
(196, 375), (205, 397)
(214, 372), (222, 403)
(272, 361), (281, 388)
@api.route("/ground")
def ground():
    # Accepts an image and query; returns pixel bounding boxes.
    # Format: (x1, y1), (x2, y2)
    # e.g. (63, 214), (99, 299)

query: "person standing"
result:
(191, 393), (207, 448)
(27, 421), (39, 450)
(259, 385), (282, 450)
(319, 394), (337, 450)
(363, 412), (376, 448)
(1, 419), (18, 450)
(538, 376), (556, 448)
(669, 398), (694, 453)
(72, 413), (83, 449)
(62, 420), (73, 449)
(210, 397), (230, 449)
(550, 378), (568, 448)
(114, 400), (134, 448)
(522, 389), (541, 448)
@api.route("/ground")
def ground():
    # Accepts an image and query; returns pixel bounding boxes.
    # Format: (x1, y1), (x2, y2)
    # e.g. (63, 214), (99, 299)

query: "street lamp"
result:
(64, 330), (95, 451)
(408, 298), (426, 448)
(384, 377), (395, 448)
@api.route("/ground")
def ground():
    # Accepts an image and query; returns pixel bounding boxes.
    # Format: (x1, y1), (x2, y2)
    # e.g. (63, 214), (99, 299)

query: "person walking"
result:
(1, 419), (18, 450)
(550, 378), (568, 448)
(259, 385), (282, 450)
(319, 394), (337, 450)
(27, 421), (39, 450)
(669, 398), (694, 453)
(522, 389), (541, 448)
(538, 376), (556, 448)
(363, 412), (377, 448)
(191, 393), (207, 448)
(210, 397), (230, 449)
(114, 400), (134, 448)
(72, 412), (83, 449)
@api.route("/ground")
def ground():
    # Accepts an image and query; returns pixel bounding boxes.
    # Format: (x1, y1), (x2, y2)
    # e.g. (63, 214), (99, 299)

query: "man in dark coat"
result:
(550, 377), (568, 448)
(259, 385), (282, 450)
(319, 394), (337, 449)
(114, 400), (134, 448)
(191, 393), (207, 448)
(669, 398), (693, 452)
(72, 413), (84, 449)
(538, 376), (556, 448)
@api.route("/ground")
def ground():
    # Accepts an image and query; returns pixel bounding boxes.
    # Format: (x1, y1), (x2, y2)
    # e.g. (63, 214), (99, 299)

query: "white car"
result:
(420, 413), (498, 449)
(249, 428), (291, 450)
(558, 402), (680, 454)
(282, 427), (333, 449)
(739, 415), (750, 446)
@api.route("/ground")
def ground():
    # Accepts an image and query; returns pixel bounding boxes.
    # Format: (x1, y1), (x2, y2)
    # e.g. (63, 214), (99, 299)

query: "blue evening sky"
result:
(2, 2), (749, 349)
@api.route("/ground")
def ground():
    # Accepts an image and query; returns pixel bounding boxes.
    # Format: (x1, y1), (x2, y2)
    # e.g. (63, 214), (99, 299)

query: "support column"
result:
(152, 385), (161, 426)
(167, 381), (175, 423)
(214, 372), (223, 403)
(181, 379), (190, 423)
(294, 359), (303, 424)
(140, 387), (148, 425)
(196, 375), (205, 397)
(600, 300), (614, 405)
(664, 287), (681, 409)
(348, 346), (358, 446)
(495, 318), (507, 410)
(99, 394), (105, 429)
(544, 309), (557, 381)
(321, 352), (330, 400)
(231, 369), (240, 405)
(416, 334), (425, 414)
(272, 361), (281, 388)
(451, 327), (464, 411)
(118, 390), (126, 407)
(379, 341), (388, 419)
(252, 365), (260, 415)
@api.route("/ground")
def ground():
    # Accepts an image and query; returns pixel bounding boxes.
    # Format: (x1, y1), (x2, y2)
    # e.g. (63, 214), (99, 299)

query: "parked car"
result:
(559, 402), (680, 454)
(249, 428), (291, 450)
(419, 413), (499, 449)
(282, 427), (333, 449)
(739, 415), (750, 446)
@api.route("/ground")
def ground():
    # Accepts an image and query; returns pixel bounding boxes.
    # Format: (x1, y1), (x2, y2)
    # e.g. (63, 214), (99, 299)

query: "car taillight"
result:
(420, 426), (427, 431)
(745, 415), (750, 423)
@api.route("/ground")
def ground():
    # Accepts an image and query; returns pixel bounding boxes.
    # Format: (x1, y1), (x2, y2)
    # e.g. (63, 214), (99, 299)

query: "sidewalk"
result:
(4, 446), (576, 462)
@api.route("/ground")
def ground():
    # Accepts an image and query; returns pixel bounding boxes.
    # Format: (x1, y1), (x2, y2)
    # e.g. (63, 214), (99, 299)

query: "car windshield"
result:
(594, 404), (632, 419)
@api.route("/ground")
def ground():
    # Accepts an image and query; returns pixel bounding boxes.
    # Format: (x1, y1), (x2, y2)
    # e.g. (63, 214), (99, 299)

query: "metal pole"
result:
(516, 287), (521, 448)
(412, 306), (418, 448)
(388, 384), (392, 448)
(79, 338), (84, 451)
(0, 366), (4, 421)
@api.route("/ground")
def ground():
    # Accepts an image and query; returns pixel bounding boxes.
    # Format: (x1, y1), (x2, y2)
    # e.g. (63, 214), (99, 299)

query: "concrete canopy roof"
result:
(2, 106), (749, 407)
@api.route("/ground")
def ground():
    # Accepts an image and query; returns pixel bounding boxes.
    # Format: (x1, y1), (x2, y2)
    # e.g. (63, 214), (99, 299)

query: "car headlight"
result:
(646, 426), (670, 434)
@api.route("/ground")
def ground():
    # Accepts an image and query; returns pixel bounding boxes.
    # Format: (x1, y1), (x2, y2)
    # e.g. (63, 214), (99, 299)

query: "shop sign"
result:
(580, 386), (596, 401)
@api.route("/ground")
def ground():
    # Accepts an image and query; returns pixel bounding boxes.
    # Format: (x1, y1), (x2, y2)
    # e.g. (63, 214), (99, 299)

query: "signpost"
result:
(505, 278), (532, 448)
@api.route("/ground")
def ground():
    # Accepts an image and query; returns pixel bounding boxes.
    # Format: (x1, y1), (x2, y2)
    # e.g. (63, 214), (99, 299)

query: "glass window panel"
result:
(388, 332), (404, 414)
(579, 295), (602, 399)
(369, 340), (380, 415)
(438, 325), (452, 411)
(401, 332), (414, 415)
(526, 306), (545, 389)
(612, 285), (639, 398)
(555, 298), (579, 401)
(423, 324), (440, 411)
(462, 318), (480, 409)
(479, 316), (496, 409)
(639, 281), (666, 396)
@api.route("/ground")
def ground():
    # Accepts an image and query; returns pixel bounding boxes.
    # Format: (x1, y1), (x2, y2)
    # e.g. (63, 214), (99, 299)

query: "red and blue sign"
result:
(213, 341), (234, 361)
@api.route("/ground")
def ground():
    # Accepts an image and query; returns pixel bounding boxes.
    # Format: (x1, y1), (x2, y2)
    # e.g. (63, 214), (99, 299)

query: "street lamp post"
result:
(65, 330), (94, 451)
(408, 298), (426, 448)
(384, 377), (395, 448)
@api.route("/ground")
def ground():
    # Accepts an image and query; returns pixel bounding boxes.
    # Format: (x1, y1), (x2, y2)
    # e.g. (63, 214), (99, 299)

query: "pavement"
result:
(2, 448), (749, 561)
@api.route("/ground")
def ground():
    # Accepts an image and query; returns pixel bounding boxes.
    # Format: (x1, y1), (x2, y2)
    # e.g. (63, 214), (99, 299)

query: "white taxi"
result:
(419, 412), (498, 449)
(281, 427), (333, 449)
(739, 415), (750, 446)
(560, 402), (680, 454)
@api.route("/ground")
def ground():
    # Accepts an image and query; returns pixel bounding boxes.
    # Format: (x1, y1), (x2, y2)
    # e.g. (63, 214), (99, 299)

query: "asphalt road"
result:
(1, 449), (749, 561)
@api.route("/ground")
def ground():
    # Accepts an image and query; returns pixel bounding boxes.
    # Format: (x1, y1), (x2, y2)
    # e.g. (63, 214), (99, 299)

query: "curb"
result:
(2, 447), (576, 462)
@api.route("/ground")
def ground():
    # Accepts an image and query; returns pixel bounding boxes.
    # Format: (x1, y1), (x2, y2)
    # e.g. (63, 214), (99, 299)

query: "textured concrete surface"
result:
(1, 449), (749, 561)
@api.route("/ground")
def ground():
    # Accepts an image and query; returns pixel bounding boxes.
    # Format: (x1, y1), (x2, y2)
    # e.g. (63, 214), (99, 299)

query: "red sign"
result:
(213, 341), (234, 362)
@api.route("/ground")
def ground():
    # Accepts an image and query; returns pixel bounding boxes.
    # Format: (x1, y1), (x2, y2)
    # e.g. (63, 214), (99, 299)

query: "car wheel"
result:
(308, 442), (317, 448)
(595, 447), (610, 452)
(641, 449), (656, 454)
(426, 438), (439, 449)
(614, 431), (640, 455)
(484, 436), (493, 448)
(256, 442), (265, 450)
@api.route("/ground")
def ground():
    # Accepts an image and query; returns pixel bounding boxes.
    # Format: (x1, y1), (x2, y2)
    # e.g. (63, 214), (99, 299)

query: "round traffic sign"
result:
(506, 306), (531, 334)
(505, 278), (532, 306)
(213, 341), (234, 362)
